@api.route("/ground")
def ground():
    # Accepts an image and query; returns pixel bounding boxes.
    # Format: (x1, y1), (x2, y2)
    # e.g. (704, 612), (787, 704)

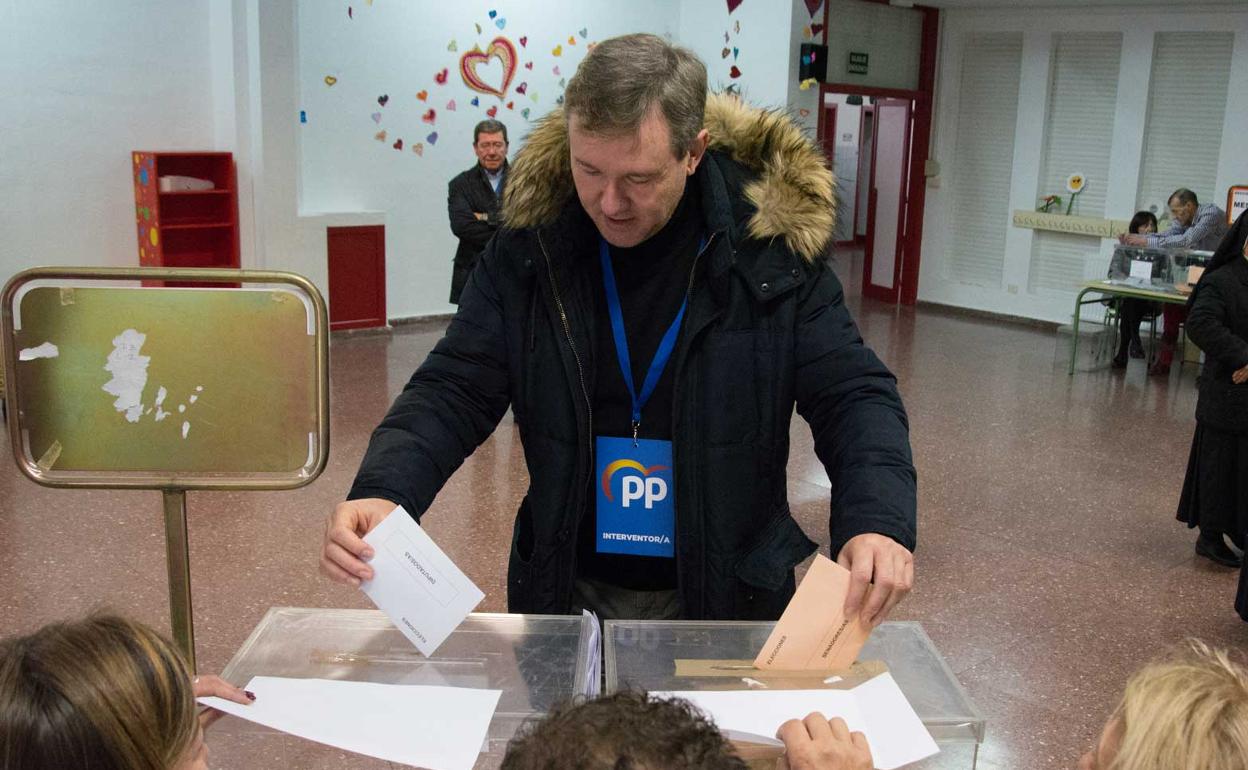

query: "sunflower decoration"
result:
(1064, 173), (1086, 215)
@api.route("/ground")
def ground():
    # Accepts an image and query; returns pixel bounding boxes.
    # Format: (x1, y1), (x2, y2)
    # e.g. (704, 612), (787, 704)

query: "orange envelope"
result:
(753, 554), (871, 670)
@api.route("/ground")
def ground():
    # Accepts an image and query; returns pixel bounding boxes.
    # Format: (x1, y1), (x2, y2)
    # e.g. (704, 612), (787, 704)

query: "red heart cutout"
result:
(459, 37), (518, 98)
(811, 23), (825, 36)
(506, 101), (514, 110)
(487, 105), (498, 118)
(519, 36), (527, 47)
(434, 68), (448, 85)
(422, 109), (436, 124)
(804, 0), (822, 16)
(393, 138), (403, 150)
(515, 82), (527, 94)
(524, 61), (533, 70)
(417, 90), (428, 101)
(727, 0), (743, 12)
(729, 65), (742, 78)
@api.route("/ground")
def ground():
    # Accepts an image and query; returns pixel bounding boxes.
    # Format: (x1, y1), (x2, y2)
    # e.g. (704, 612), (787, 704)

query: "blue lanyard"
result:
(599, 236), (702, 443)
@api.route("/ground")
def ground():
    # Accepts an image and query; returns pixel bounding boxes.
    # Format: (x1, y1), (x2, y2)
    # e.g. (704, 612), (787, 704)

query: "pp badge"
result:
(596, 436), (675, 557)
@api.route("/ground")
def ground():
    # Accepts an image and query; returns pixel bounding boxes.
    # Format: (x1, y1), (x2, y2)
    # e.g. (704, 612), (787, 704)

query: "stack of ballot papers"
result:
(199, 677), (501, 770)
(652, 672), (938, 770)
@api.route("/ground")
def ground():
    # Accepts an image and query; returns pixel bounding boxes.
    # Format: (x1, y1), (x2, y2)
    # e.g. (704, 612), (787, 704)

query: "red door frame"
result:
(862, 99), (911, 304)
(820, 1), (938, 306)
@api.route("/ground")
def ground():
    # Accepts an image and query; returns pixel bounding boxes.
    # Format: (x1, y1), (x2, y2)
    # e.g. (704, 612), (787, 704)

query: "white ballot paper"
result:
(652, 672), (939, 770)
(1129, 258), (1153, 283)
(361, 506), (485, 656)
(199, 676), (501, 770)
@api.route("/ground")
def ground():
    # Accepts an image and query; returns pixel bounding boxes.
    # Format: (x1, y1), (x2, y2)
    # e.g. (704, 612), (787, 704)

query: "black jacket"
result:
(1188, 257), (1248, 433)
(351, 95), (917, 619)
(447, 162), (506, 303)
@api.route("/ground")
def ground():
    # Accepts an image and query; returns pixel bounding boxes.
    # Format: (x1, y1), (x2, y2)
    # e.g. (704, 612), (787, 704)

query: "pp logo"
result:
(601, 459), (669, 510)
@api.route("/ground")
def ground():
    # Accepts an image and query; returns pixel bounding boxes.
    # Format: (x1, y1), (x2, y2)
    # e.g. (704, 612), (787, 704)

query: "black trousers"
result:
(1115, 298), (1156, 358)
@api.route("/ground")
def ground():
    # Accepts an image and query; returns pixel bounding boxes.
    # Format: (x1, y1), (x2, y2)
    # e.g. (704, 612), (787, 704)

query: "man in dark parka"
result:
(323, 35), (917, 625)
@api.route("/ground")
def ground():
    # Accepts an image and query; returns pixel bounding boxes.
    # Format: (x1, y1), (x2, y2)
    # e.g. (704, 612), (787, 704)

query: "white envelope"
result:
(360, 506), (484, 656)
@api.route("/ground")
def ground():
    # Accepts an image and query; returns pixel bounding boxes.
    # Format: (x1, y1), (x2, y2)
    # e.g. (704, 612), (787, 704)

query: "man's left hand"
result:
(837, 533), (913, 626)
(1119, 233), (1147, 247)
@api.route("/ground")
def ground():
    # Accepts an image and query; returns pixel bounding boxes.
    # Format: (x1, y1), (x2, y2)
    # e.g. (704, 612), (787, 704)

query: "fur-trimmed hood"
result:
(501, 93), (836, 262)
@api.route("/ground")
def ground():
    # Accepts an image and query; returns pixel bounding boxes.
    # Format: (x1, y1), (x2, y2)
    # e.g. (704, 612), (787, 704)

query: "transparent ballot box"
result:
(211, 608), (596, 768)
(605, 620), (984, 770)
(1107, 245), (1213, 292)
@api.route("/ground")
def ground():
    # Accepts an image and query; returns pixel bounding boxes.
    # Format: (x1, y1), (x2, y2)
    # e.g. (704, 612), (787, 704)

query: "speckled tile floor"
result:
(1, 252), (1245, 769)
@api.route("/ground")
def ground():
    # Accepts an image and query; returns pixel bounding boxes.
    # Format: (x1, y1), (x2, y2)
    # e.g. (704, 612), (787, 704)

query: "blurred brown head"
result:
(501, 690), (747, 770)
(0, 614), (198, 770)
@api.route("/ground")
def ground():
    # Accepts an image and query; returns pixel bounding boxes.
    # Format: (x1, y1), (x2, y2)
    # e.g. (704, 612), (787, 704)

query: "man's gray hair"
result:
(1169, 188), (1199, 207)
(563, 33), (707, 158)
(474, 120), (508, 145)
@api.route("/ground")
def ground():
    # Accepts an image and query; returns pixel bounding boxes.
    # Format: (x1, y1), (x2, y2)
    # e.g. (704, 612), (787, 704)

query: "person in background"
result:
(1177, 225), (1248, 577)
(447, 119), (509, 304)
(501, 690), (872, 770)
(1119, 189), (1228, 375)
(1111, 211), (1159, 369)
(0, 614), (254, 770)
(1078, 640), (1248, 769)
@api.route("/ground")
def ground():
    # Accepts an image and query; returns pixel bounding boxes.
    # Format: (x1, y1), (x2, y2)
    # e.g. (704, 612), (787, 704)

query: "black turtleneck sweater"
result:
(577, 176), (704, 591)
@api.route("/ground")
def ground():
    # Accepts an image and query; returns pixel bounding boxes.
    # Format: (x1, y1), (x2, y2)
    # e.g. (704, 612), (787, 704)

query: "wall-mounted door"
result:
(862, 99), (911, 303)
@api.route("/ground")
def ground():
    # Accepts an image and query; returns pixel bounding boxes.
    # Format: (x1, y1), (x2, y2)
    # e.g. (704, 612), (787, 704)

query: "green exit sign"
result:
(848, 51), (869, 75)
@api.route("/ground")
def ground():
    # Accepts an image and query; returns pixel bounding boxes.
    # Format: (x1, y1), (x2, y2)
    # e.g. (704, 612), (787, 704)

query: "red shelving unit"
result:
(132, 152), (240, 275)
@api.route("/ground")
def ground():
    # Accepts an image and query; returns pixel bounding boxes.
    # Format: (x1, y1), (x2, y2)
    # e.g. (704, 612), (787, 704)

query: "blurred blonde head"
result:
(0, 614), (198, 770)
(1093, 640), (1248, 770)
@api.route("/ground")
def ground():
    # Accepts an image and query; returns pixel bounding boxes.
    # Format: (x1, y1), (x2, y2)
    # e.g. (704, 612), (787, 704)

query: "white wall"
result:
(919, 6), (1248, 324)
(298, 1), (677, 319)
(679, 0), (796, 111)
(0, 1), (216, 277)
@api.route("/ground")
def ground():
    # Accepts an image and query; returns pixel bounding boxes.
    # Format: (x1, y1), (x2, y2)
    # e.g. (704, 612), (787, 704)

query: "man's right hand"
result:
(319, 498), (395, 586)
(775, 713), (872, 770)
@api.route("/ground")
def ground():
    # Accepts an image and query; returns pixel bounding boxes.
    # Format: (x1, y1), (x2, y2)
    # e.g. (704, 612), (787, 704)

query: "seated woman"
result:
(1079, 640), (1248, 769)
(0, 614), (253, 769)
(1112, 211), (1159, 369)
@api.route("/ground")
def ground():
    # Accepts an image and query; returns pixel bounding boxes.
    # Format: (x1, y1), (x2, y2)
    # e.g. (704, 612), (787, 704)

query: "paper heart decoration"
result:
(522, 107), (531, 119)
(487, 105), (498, 117)
(803, 26), (812, 38)
(392, 138), (403, 151)
(729, 65), (742, 78)
(417, 90), (428, 101)
(413, 143), (424, 156)
(724, 31), (730, 44)
(525, 61), (533, 69)
(567, 35), (576, 45)
(735, 20), (741, 34)
(475, 23), (482, 34)
(553, 65), (560, 75)
(559, 77), (566, 87)
(377, 94), (389, 106)
(811, 23), (825, 36)
(579, 27), (588, 38)
(448, 40), (458, 52)
(427, 131), (438, 145)
(506, 101), (514, 110)
(496, 18), (506, 29)
(804, 0), (822, 16)
(460, 36), (518, 98)
(422, 109), (437, 124)
(515, 82), (527, 94)
(324, 75), (337, 86)
(531, 91), (539, 102)
(435, 68), (448, 85)
(519, 36), (527, 47)
(721, 47), (730, 59)
(374, 130), (387, 141)
(371, 112), (382, 123)
(470, 96), (480, 106)
(556, 94), (564, 105)
(348, 7), (352, 19)
(446, 99), (456, 110)
(552, 44), (562, 57)
(727, 0), (743, 12)
(488, 9), (497, 18)
(733, 47), (739, 60)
